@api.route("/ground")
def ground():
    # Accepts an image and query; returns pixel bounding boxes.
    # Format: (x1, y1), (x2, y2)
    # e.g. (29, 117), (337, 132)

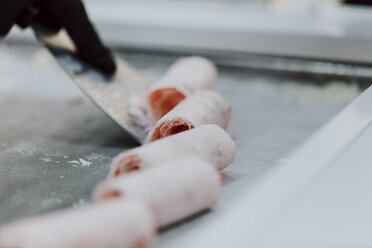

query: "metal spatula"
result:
(32, 28), (152, 144)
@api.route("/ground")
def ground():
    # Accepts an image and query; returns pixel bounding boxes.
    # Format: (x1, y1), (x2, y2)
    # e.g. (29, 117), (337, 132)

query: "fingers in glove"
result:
(40, 0), (116, 76)
(0, 0), (33, 36)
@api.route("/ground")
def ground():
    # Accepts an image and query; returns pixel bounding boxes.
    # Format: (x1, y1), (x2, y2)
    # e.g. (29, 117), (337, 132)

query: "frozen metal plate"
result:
(33, 28), (152, 144)
(0, 41), (363, 247)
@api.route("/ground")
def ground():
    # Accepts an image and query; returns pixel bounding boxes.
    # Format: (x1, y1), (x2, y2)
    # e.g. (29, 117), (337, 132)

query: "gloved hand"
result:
(342, 0), (372, 5)
(0, 0), (116, 77)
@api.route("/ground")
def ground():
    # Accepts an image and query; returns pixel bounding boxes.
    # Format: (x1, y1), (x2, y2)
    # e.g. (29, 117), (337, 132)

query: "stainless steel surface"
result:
(0, 43), (361, 246)
(33, 29), (152, 143)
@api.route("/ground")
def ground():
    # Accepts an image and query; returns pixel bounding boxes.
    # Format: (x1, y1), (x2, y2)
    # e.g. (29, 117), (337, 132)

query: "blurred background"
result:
(7, 0), (372, 77)
(6, 0), (372, 61)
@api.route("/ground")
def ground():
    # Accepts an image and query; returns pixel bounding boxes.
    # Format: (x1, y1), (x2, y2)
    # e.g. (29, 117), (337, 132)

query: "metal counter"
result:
(0, 42), (364, 246)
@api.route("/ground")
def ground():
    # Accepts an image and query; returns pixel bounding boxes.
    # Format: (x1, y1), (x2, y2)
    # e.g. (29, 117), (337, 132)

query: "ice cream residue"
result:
(68, 159), (93, 168)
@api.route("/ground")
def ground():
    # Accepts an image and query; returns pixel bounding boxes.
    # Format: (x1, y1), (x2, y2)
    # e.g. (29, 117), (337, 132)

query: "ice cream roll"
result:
(148, 56), (217, 122)
(96, 157), (222, 228)
(0, 200), (155, 248)
(110, 124), (235, 177)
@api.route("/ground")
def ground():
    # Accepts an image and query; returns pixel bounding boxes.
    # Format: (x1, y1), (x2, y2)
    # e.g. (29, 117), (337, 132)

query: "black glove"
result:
(342, 0), (372, 5)
(0, 0), (116, 77)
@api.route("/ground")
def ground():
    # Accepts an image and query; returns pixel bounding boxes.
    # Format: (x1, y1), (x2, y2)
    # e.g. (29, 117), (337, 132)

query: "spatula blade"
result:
(33, 29), (152, 144)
